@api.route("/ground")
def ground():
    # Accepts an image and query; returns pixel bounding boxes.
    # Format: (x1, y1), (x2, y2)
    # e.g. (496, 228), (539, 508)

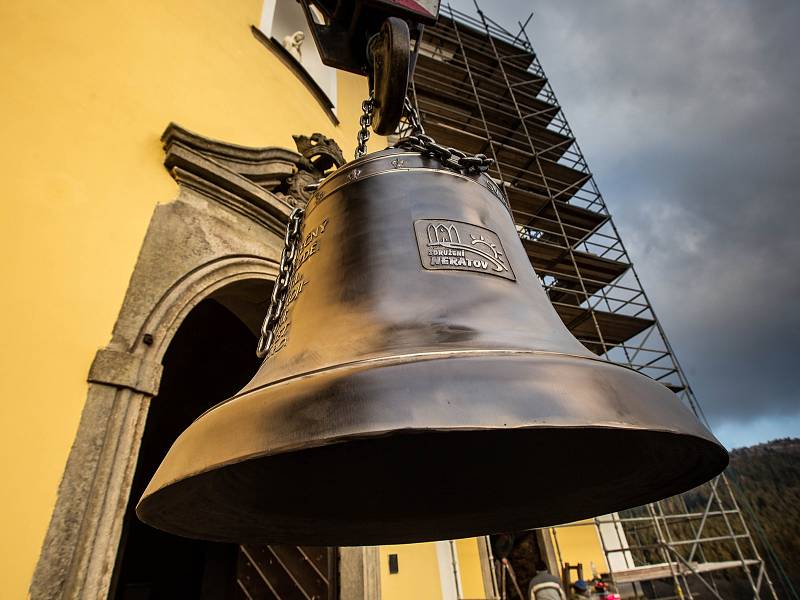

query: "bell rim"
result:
(137, 351), (727, 545)
(137, 425), (727, 546)
(139, 422), (725, 499)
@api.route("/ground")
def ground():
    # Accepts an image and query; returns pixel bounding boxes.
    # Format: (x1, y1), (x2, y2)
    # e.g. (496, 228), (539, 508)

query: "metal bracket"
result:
(368, 17), (410, 135)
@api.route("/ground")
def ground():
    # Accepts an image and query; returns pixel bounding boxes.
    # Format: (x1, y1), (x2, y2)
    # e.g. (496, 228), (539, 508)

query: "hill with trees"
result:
(728, 437), (800, 597)
(617, 437), (799, 599)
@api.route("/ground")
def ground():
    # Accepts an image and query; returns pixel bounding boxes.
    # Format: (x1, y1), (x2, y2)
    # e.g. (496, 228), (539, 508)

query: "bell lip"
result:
(137, 350), (727, 545)
(138, 422), (726, 502)
(136, 426), (728, 546)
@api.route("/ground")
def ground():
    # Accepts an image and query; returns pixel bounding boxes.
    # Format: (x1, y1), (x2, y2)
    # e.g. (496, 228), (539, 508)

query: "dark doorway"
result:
(111, 288), (338, 599)
(491, 531), (548, 599)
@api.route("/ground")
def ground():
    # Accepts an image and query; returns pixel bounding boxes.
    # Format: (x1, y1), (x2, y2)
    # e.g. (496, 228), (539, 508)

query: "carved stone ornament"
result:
(292, 132), (345, 174)
(161, 123), (342, 212)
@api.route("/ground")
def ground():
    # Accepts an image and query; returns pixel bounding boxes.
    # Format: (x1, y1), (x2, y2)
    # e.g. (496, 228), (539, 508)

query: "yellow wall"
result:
(379, 539), (488, 600)
(380, 543), (444, 600)
(455, 538), (487, 600)
(0, 1), (372, 595)
(551, 522), (609, 581)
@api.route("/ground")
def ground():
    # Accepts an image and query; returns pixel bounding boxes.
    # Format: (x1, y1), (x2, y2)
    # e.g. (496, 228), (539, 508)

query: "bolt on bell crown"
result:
(136, 147), (728, 546)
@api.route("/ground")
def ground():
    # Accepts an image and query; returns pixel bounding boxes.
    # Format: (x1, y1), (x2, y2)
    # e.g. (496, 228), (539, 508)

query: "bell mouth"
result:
(136, 352), (728, 545)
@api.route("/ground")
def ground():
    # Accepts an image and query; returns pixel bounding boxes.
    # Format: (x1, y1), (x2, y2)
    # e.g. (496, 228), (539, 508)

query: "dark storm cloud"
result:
(449, 1), (800, 432)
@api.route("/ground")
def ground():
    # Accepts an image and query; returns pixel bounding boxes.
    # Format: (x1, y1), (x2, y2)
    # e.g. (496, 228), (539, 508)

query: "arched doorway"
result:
(491, 531), (549, 599)
(110, 281), (337, 599)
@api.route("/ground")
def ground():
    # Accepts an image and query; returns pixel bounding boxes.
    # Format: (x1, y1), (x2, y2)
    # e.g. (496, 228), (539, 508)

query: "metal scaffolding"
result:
(410, 5), (781, 598)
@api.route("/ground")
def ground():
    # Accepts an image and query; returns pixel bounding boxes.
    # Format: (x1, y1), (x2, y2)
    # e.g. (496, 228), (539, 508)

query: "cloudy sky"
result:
(449, 1), (800, 449)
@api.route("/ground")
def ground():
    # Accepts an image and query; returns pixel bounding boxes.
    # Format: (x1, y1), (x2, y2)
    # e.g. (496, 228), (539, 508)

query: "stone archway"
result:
(29, 126), (379, 599)
(112, 282), (265, 598)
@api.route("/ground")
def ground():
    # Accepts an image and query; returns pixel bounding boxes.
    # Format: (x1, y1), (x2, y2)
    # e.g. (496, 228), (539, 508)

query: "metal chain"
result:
(354, 95), (492, 175)
(397, 97), (493, 174)
(355, 94), (375, 159)
(256, 206), (305, 358)
(403, 97), (426, 135)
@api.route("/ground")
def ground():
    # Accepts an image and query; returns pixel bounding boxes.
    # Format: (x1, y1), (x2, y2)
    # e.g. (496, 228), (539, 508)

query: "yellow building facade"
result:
(0, 1), (610, 598)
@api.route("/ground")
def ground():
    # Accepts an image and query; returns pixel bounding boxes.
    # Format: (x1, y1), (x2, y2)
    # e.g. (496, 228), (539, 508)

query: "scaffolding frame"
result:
(410, 5), (781, 598)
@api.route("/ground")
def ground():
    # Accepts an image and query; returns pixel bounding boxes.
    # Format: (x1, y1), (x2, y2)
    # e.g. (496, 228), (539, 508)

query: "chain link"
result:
(355, 93), (494, 173)
(354, 95), (491, 175)
(397, 97), (493, 174)
(355, 94), (375, 160)
(256, 206), (305, 358)
(403, 97), (425, 135)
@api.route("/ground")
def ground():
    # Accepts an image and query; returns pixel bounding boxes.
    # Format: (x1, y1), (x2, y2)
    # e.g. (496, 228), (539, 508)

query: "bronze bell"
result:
(136, 147), (728, 545)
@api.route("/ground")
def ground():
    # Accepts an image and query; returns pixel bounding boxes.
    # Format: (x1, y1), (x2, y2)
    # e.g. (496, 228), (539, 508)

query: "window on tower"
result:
(257, 0), (338, 120)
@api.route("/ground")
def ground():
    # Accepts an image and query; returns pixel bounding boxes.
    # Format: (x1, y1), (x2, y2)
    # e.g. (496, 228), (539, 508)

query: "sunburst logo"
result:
(425, 222), (508, 273)
(415, 219), (515, 281)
